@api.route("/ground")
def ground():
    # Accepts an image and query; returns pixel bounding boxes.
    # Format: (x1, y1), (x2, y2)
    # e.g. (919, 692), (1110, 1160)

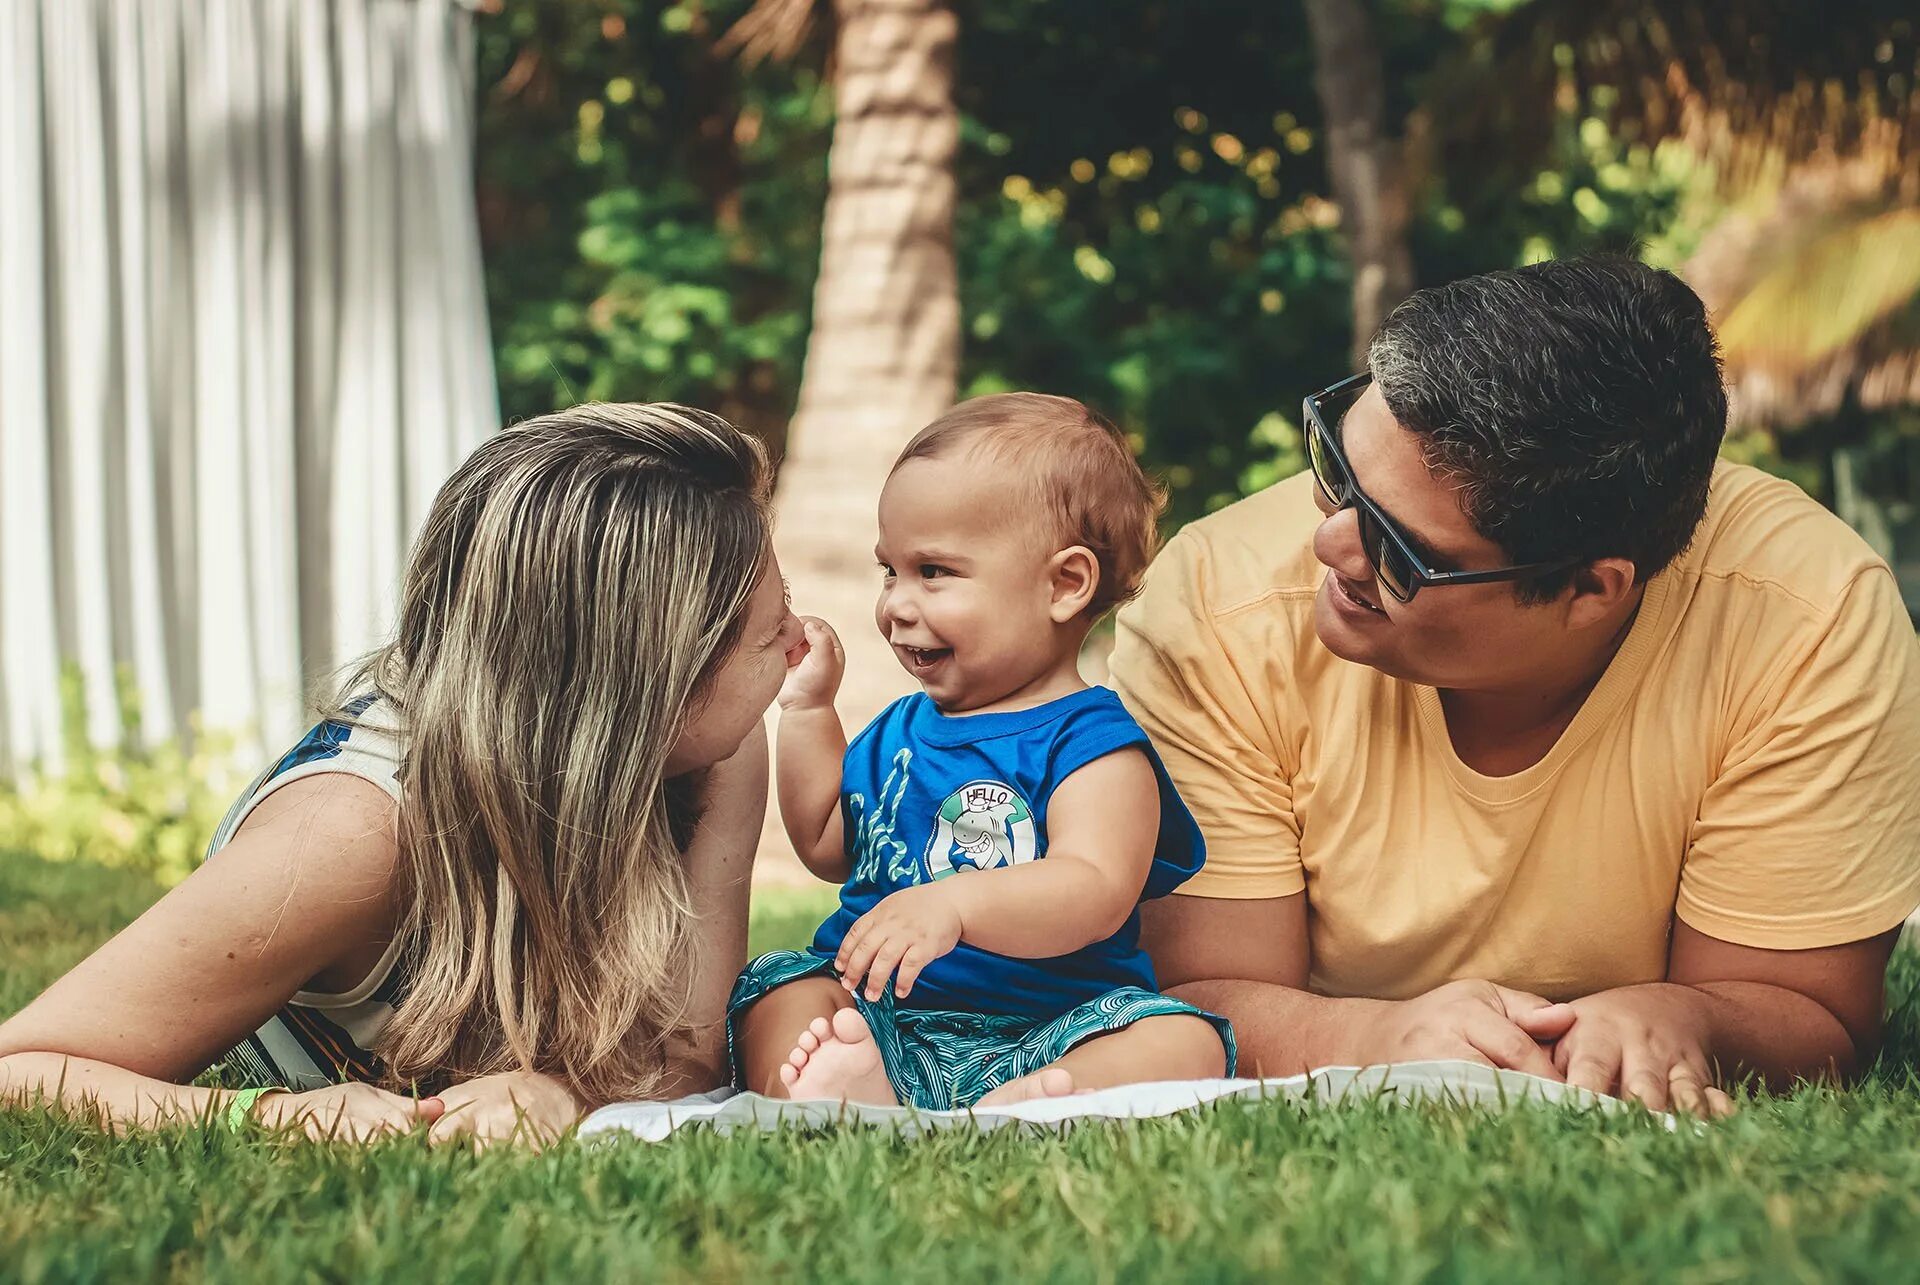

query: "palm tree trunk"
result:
(1305, 0), (1414, 368)
(774, 0), (960, 725)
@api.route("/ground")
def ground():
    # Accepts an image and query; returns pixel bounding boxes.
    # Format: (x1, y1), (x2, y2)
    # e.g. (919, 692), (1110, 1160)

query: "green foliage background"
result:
(0, 671), (243, 885)
(477, 0), (1715, 528)
(4, 1), (1908, 881)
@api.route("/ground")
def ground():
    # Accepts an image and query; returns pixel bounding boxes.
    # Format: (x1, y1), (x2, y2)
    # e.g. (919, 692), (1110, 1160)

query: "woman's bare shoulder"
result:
(223, 771), (404, 904)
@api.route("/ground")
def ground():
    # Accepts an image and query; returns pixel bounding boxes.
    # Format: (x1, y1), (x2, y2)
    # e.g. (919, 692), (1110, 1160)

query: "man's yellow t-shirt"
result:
(1109, 463), (1920, 1002)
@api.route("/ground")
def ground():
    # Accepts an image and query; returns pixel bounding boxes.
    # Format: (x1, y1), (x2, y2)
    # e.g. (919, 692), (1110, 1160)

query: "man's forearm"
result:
(1681, 980), (1866, 1089)
(1168, 979), (1391, 1078)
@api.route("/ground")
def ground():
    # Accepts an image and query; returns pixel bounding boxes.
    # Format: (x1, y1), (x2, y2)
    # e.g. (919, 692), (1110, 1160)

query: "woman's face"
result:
(665, 552), (801, 776)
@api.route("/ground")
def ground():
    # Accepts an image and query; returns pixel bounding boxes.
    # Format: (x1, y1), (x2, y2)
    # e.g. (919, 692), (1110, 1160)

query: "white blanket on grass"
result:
(579, 1058), (1624, 1143)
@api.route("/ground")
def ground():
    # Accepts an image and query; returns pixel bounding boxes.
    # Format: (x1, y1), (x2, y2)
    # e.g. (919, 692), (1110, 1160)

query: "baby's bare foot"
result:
(975, 1065), (1078, 1109)
(779, 1007), (899, 1106)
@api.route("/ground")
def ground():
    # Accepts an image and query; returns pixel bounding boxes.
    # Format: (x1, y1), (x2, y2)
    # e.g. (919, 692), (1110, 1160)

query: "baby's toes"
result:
(808, 1016), (834, 1041)
(779, 1062), (800, 1087)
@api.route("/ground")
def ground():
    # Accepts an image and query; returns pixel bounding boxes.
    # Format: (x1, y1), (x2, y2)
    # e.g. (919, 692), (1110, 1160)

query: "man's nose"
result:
(1311, 507), (1374, 580)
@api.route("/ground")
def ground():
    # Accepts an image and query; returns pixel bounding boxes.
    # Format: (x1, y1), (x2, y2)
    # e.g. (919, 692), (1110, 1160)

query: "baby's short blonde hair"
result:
(891, 392), (1166, 619)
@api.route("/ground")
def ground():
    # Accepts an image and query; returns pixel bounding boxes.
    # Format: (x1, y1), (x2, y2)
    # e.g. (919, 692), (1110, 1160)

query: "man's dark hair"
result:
(1367, 254), (1727, 603)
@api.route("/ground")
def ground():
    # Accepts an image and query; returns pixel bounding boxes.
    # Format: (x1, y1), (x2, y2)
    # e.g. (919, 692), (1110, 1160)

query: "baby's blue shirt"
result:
(809, 686), (1206, 1020)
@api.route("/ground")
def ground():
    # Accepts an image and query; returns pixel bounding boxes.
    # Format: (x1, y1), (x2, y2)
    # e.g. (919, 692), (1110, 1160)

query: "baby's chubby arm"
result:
(945, 747), (1158, 954)
(777, 617), (851, 883)
(836, 748), (1158, 1000)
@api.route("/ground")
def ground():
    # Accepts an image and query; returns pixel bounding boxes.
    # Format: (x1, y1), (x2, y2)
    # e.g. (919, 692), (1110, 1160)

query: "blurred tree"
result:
(1305, 0), (1415, 367)
(723, 0), (961, 719)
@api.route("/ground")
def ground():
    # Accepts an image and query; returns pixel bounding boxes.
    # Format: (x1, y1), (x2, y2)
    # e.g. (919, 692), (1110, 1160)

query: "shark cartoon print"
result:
(923, 779), (1038, 879)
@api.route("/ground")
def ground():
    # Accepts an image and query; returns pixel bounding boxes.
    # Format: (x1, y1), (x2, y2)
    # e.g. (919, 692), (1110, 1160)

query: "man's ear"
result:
(1048, 546), (1101, 623)
(1563, 556), (1638, 629)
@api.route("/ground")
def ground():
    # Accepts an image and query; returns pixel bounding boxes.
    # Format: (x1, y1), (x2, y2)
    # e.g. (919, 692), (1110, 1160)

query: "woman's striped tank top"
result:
(204, 697), (412, 1090)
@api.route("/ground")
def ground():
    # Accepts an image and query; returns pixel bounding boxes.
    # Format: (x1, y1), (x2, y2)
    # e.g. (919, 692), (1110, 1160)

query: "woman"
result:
(0, 403), (801, 1144)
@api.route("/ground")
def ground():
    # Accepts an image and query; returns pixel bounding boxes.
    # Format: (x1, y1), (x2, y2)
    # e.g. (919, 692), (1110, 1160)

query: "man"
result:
(1111, 256), (1920, 1116)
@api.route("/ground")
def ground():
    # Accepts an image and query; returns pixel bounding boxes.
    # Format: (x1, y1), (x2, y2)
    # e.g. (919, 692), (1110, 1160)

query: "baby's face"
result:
(873, 454), (1067, 712)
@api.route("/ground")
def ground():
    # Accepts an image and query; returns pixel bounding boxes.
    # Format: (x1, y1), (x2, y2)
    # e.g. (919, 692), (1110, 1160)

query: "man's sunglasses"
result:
(1303, 373), (1579, 605)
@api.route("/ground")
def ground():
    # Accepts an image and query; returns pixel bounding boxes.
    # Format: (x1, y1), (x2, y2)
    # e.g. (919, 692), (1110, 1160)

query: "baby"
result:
(729, 393), (1235, 1109)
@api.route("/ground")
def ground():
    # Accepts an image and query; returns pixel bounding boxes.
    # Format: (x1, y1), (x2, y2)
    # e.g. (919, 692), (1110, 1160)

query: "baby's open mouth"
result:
(903, 646), (953, 671)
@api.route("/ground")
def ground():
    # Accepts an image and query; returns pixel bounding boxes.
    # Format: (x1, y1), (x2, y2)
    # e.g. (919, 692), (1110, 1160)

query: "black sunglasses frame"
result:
(1302, 372), (1581, 604)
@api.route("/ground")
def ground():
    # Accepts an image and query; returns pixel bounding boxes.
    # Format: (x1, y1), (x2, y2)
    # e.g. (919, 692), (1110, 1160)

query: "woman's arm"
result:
(664, 720), (768, 1096)
(0, 773), (426, 1134)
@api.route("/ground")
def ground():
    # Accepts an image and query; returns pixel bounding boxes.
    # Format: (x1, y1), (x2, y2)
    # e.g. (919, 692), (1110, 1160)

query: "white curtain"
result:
(0, 0), (497, 775)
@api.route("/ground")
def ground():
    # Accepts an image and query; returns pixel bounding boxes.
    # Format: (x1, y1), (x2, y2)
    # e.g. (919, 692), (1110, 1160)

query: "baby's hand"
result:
(836, 884), (964, 1001)
(778, 617), (845, 712)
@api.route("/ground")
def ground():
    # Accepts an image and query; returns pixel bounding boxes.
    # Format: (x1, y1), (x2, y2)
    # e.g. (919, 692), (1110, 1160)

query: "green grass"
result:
(5, 850), (1920, 1283)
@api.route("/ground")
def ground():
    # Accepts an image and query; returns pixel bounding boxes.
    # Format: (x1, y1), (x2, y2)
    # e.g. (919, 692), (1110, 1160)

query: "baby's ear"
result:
(1047, 546), (1100, 623)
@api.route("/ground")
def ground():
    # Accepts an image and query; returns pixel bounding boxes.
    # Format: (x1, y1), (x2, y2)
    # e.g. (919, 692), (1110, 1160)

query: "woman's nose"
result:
(1310, 507), (1373, 580)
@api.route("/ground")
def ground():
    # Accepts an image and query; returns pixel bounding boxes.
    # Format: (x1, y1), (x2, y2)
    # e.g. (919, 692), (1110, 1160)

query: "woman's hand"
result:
(836, 884), (965, 1001)
(778, 617), (845, 712)
(254, 1082), (439, 1142)
(425, 1070), (583, 1149)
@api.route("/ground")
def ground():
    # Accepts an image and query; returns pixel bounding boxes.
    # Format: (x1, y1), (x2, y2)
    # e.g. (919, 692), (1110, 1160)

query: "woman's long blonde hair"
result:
(336, 403), (770, 1104)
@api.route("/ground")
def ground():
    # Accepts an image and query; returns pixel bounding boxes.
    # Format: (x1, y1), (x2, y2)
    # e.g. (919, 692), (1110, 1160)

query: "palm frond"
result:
(1428, 0), (1920, 201)
(1425, 0), (1920, 428)
(1719, 206), (1920, 369)
(716, 0), (821, 68)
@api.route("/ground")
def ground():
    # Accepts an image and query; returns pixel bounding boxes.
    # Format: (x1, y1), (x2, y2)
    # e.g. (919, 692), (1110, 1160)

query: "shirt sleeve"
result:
(1679, 566), (1920, 949)
(1108, 531), (1303, 899)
